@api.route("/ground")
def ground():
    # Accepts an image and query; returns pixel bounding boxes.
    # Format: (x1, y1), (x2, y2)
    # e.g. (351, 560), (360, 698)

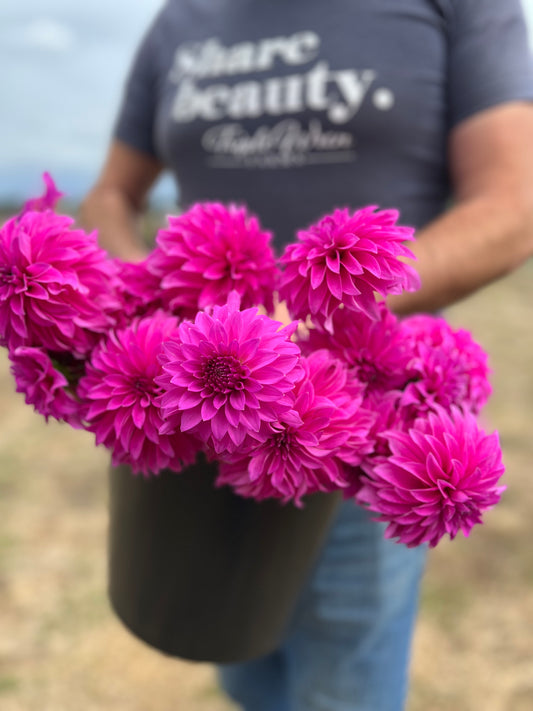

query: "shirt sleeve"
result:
(447, 0), (533, 129)
(113, 18), (162, 158)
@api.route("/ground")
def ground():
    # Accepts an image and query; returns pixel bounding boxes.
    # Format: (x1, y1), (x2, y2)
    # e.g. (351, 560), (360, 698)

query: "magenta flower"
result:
(279, 206), (419, 330)
(21, 172), (64, 214)
(0, 210), (119, 355)
(399, 314), (492, 417)
(111, 258), (164, 325)
(363, 389), (412, 453)
(78, 313), (198, 475)
(147, 202), (279, 318)
(304, 349), (375, 467)
(216, 349), (376, 505)
(157, 293), (303, 455)
(302, 349), (377, 501)
(348, 390), (416, 499)
(216, 365), (346, 506)
(302, 303), (411, 396)
(9, 346), (83, 428)
(356, 406), (506, 548)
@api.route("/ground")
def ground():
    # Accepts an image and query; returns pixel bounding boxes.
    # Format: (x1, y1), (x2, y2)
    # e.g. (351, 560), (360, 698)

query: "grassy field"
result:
(1, 258), (532, 711)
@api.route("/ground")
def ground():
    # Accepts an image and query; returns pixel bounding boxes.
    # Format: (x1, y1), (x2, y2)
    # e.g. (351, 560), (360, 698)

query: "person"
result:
(81, 1), (533, 709)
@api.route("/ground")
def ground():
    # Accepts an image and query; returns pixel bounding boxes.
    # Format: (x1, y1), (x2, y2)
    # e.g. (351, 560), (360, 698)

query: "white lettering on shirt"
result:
(169, 31), (321, 81)
(167, 31), (393, 168)
(171, 62), (378, 125)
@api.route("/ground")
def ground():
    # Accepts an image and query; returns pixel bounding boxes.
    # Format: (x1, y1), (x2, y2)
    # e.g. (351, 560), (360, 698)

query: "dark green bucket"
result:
(108, 456), (340, 663)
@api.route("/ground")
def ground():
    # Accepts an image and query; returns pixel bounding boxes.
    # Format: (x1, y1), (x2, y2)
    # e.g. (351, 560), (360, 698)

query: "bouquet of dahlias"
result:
(1, 174), (505, 549)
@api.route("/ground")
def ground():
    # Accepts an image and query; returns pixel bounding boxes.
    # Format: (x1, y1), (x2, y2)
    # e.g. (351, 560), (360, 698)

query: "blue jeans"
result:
(218, 500), (426, 711)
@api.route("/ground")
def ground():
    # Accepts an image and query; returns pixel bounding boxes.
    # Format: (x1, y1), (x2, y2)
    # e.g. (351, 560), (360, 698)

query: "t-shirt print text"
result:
(168, 31), (394, 169)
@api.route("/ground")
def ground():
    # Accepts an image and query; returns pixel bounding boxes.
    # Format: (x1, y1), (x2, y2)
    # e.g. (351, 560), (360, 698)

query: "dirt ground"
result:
(1, 260), (532, 711)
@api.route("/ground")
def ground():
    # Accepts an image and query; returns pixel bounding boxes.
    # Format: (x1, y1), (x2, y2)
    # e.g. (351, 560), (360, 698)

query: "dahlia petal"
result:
(227, 424), (246, 446)
(310, 263), (327, 288)
(239, 408), (263, 432)
(326, 251), (341, 274)
(201, 398), (218, 421)
(211, 409), (230, 440)
(129, 430), (145, 461)
(238, 337), (260, 361)
(213, 392), (227, 409)
(247, 349), (280, 369)
(341, 251), (365, 275)
(308, 284), (327, 314)
(131, 403), (146, 429)
(356, 252), (382, 277)
(224, 405), (241, 428)
(326, 270), (343, 300)
(230, 390), (246, 410)
(248, 452), (268, 481)
(426, 452), (446, 483)
(179, 390), (203, 409)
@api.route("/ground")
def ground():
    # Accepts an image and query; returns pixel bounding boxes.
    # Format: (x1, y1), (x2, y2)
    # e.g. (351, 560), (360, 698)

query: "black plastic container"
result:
(108, 457), (341, 663)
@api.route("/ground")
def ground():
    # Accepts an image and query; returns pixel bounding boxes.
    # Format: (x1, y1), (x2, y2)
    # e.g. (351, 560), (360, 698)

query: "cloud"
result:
(523, 0), (533, 47)
(23, 19), (75, 53)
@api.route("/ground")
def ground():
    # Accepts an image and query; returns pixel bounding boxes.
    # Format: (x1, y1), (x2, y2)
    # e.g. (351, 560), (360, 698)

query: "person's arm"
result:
(389, 102), (533, 315)
(79, 140), (164, 261)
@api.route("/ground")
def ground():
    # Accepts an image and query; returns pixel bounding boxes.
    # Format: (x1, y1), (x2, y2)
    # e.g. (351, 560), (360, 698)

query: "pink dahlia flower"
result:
(304, 349), (375, 467)
(111, 258), (164, 325)
(302, 349), (377, 501)
(21, 172), (64, 214)
(279, 206), (419, 330)
(147, 202), (279, 318)
(362, 389), (412, 455)
(78, 313), (198, 475)
(157, 292), (303, 455)
(0, 211), (118, 355)
(399, 314), (492, 417)
(302, 303), (411, 396)
(356, 406), (505, 548)
(348, 390), (416, 499)
(216, 361), (347, 506)
(9, 346), (83, 428)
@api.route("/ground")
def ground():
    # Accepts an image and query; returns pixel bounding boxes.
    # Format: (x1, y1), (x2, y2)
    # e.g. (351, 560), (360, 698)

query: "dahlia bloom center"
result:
(1, 265), (23, 289)
(133, 375), (160, 401)
(356, 359), (381, 384)
(202, 354), (248, 393)
(273, 429), (293, 460)
(355, 357), (394, 392)
(436, 477), (455, 497)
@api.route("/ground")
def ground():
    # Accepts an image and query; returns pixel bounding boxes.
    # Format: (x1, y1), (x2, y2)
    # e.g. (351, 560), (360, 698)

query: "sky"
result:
(1, 0), (533, 207)
(0, 0), (172, 206)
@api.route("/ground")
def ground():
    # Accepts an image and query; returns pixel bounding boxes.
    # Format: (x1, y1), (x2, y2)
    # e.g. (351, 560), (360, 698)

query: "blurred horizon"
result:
(1, 0), (533, 209)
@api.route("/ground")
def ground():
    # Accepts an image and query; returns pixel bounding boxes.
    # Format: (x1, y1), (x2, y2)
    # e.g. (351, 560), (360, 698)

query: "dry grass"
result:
(1, 261), (532, 711)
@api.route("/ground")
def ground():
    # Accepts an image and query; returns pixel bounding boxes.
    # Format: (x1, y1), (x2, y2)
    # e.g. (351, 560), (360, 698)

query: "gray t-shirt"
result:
(114, 0), (533, 249)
